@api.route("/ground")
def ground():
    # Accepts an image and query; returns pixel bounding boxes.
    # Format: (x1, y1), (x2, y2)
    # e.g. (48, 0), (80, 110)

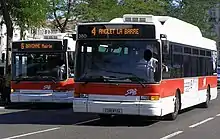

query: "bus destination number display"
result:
(77, 24), (156, 39)
(91, 27), (139, 36)
(21, 43), (53, 49)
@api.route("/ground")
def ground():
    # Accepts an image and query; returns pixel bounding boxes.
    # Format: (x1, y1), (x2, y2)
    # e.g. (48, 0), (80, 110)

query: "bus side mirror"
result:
(160, 34), (169, 54)
(1, 53), (5, 63)
(162, 40), (169, 54)
(63, 39), (68, 50)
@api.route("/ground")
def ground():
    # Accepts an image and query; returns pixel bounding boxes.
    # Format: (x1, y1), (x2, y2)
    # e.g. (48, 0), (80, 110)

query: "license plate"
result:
(31, 99), (41, 102)
(103, 108), (122, 114)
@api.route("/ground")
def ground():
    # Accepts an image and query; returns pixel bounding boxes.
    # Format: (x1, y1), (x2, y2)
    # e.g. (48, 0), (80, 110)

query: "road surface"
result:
(0, 95), (220, 139)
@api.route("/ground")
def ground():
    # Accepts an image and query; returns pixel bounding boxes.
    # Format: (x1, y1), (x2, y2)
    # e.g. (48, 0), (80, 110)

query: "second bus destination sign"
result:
(77, 24), (156, 39)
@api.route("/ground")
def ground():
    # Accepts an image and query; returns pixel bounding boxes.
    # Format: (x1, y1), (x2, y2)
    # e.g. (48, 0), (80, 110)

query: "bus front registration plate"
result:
(31, 99), (41, 102)
(103, 108), (122, 114)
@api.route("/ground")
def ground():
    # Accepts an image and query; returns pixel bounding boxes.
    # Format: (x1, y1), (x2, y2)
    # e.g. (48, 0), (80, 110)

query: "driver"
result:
(137, 49), (158, 82)
(57, 59), (65, 80)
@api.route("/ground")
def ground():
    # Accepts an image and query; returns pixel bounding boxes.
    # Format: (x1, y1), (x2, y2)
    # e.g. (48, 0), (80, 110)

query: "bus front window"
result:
(75, 40), (161, 84)
(12, 52), (67, 81)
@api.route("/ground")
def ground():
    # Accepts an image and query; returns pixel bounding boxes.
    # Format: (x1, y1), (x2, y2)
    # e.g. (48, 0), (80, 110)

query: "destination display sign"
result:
(77, 24), (155, 39)
(12, 40), (65, 51)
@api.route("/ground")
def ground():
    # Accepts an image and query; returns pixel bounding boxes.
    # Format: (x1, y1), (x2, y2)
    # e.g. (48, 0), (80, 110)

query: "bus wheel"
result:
(201, 87), (210, 108)
(166, 92), (180, 120)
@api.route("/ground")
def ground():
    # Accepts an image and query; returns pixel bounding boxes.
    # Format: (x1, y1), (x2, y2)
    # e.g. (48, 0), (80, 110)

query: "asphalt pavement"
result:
(0, 92), (220, 139)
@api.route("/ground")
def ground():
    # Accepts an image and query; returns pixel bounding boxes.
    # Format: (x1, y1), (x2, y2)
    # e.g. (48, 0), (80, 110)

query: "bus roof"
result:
(77, 14), (217, 51)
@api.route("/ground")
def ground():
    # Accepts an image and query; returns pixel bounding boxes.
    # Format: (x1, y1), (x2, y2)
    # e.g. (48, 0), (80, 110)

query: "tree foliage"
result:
(14, 0), (49, 39)
(0, 0), (49, 39)
(0, 0), (49, 72)
(48, 0), (79, 33)
(76, 0), (169, 22)
(168, 0), (220, 40)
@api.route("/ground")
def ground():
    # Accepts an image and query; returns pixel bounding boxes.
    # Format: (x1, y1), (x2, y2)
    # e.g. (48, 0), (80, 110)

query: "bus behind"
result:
(11, 33), (76, 103)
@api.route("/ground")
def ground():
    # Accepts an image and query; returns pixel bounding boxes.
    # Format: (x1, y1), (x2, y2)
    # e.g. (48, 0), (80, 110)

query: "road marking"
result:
(160, 131), (183, 139)
(216, 113), (220, 117)
(189, 117), (214, 128)
(74, 118), (100, 125)
(0, 107), (5, 109)
(2, 127), (60, 139)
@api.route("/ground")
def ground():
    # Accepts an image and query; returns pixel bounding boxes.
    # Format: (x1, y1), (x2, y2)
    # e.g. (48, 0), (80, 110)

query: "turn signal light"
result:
(74, 93), (80, 98)
(150, 96), (160, 100)
(140, 95), (160, 101)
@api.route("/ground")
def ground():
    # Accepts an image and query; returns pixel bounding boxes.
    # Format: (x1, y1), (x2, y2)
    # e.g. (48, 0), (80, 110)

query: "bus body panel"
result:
(11, 78), (75, 103)
(73, 76), (217, 116)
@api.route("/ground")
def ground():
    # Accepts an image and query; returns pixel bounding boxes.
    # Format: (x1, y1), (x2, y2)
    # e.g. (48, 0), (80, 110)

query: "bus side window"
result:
(68, 51), (75, 77)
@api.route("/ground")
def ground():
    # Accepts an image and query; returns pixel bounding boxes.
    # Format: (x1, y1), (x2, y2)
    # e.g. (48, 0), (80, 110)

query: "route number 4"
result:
(91, 27), (96, 36)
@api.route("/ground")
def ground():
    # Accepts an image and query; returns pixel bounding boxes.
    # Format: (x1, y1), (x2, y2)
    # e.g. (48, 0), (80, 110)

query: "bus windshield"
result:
(75, 40), (161, 84)
(12, 52), (67, 81)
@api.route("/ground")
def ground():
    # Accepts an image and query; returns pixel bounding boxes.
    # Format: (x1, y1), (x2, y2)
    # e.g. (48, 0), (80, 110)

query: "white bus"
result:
(10, 33), (76, 104)
(73, 14), (217, 120)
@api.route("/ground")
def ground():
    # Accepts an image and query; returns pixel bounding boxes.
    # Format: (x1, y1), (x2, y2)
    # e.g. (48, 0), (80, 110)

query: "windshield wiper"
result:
(81, 68), (146, 88)
(101, 70), (146, 88)
(41, 76), (57, 83)
(15, 76), (29, 84)
(82, 75), (109, 85)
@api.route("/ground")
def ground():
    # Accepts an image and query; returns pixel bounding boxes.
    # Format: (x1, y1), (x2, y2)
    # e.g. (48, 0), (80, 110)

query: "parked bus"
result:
(10, 33), (76, 103)
(72, 14), (218, 120)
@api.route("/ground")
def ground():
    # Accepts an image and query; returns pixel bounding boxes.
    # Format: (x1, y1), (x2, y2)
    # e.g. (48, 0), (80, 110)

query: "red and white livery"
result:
(72, 14), (217, 120)
(11, 33), (76, 103)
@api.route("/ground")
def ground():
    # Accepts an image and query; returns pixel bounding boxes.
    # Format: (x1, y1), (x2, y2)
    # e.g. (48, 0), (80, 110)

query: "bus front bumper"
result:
(72, 98), (162, 116)
(11, 91), (74, 103)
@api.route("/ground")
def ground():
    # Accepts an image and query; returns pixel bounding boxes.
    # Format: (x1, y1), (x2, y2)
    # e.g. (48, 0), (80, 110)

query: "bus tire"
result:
(201, 86), (210, 108)
(166, 91), (180, 120)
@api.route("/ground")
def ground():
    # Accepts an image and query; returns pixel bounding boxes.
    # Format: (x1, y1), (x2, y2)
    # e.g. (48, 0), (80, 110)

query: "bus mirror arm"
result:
(162, 64), (168, 72)
(162, 40), (169, 54)
(160, 34), (169, 54)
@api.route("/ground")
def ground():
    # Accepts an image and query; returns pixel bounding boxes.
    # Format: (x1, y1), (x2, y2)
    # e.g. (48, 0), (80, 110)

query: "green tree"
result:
(14, 0), (49, 39)
(77, 0), (169, 22)
(76, 0), (119, 22)
(120, 0), (168, 16)
(168, 0), (220, 40)
(48, 0), (79, 33)
(0, 0), (14, 73)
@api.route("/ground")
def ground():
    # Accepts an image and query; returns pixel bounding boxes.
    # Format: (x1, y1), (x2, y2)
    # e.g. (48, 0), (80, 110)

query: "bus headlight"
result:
(11, 89), (14, 93)
(80, 94), (88, 98)
(74, 93), (88, 98)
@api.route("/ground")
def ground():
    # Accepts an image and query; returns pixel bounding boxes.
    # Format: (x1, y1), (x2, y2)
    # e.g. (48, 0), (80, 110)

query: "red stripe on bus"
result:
(75, 79), (184, 98)
(75, 76), (216, 98)
(198, 76), (217, 90)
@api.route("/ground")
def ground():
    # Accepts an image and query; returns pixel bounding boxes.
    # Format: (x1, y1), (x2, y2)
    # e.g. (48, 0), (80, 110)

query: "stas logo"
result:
(43, 85), (51, 90)
(125, 89), (137, 96)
